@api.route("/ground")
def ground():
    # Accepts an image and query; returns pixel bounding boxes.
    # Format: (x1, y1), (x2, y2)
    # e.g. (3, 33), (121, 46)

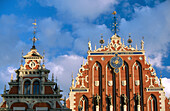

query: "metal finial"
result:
(99, 34), (105, 48)
(112, 11), (118, 35)
(127, 33), (133, 48)
(31, 19), (39, 49)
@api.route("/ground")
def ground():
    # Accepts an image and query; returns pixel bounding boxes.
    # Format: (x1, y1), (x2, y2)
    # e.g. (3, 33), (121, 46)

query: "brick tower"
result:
(66, 12), (170, 111)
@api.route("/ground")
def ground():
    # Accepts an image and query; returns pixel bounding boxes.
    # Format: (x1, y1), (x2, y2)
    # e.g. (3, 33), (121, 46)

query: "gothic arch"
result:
(92, 61), (102, 111)
(124, 61), (130, 111)
(136, 61), (144, 111)
(78, 95), (89, 111)
(147, 94), (157, 111)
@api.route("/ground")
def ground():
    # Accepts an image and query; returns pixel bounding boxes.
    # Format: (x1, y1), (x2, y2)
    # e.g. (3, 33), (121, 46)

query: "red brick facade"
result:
(67, 34), (170, 111)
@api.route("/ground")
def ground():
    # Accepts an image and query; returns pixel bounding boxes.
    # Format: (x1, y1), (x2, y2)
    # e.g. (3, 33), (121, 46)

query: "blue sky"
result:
(0, 0), (170, 100)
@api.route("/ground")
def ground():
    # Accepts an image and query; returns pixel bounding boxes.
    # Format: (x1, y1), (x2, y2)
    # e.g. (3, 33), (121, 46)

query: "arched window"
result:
(78, 95), (88, 111)
(147, 94), (157, 111)
(33, 81), (40, 94)
(24, 81), (31, 94)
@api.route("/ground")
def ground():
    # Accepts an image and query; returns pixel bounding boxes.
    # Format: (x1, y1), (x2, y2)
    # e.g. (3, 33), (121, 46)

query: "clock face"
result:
(110, 55), (123, 69)
(29, 61), (36, 68)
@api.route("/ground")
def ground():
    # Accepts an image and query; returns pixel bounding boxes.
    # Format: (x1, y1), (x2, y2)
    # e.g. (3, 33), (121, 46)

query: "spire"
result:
(136, 44), (138, 50)
(112, 11), (118, 35)
(31, 19), (39, 49)
(52, 73), (54, 82)
(99, 34), (105, 48)
(141, 36), (144, 50)
(127, 33), (133, 48)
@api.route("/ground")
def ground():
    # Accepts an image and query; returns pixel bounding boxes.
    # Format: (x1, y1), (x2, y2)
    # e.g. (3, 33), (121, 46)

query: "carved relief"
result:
(95, 81), (99, 86)
(122, 80), (126, 86)
(108, 81), (113, 87)
(135, 80), (140, 86)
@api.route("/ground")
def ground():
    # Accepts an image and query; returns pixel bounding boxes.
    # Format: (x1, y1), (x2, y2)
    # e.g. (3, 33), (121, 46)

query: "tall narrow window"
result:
(24, 81), (31, 94)
(78, 95), (88, 111)
(33, 81), (40, 94)
(147, 94), (157, 111)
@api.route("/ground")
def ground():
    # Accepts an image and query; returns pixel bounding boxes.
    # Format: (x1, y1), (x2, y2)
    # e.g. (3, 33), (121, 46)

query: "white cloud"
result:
(46, 55), (84, 96)
(37, 0), (117, 21)
(72, 23), (113, 55)
(38, 17), (73, 49)
(162, 78), (170, 97)
(119, 0), (170, 68)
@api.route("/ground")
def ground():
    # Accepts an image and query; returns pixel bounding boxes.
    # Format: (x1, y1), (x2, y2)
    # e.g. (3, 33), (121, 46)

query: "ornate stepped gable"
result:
(0, 21), (71, 111)
(66, 12), (170, 111)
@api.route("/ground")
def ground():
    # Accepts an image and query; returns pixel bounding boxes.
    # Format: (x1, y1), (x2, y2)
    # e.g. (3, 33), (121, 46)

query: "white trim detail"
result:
(36, 107), (48, 111)
(13, 107), (25, 110)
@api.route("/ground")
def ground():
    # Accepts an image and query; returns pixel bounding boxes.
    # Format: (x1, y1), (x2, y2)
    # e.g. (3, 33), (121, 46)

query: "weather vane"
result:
(31, 19), (39, 49)
(112, 11), (119, 35)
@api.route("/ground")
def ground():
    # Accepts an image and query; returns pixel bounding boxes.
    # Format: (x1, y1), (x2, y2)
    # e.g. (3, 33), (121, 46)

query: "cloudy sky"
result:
(0, 0), (170, 100)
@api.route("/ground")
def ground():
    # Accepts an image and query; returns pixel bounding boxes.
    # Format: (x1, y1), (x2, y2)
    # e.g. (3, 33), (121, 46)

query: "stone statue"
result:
(107, 94), (112, 105)
(122, 94), (128, 105)
(136, 93), (141, 105)
(141, 38), (144, 50)
(95, 94), (100, 106)
(88, 41), (92, 51)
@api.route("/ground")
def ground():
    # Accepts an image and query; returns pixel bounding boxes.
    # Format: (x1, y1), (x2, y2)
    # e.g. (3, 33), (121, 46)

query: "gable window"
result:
(33, 81), (40, 94)
(24, 81), (31, 94)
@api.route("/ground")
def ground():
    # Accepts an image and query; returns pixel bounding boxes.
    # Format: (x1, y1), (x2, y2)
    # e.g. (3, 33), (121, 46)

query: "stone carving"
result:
(108, 81), (113, 87)
(122, 80), (126, 86)
(88, 41), (92, 51)
(121, 94), (128, 105)
(94, 94), (101, 106)
(95, 81), (99, 86)
(135, 80), (140, 86)
(106, 94), (112, 106)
